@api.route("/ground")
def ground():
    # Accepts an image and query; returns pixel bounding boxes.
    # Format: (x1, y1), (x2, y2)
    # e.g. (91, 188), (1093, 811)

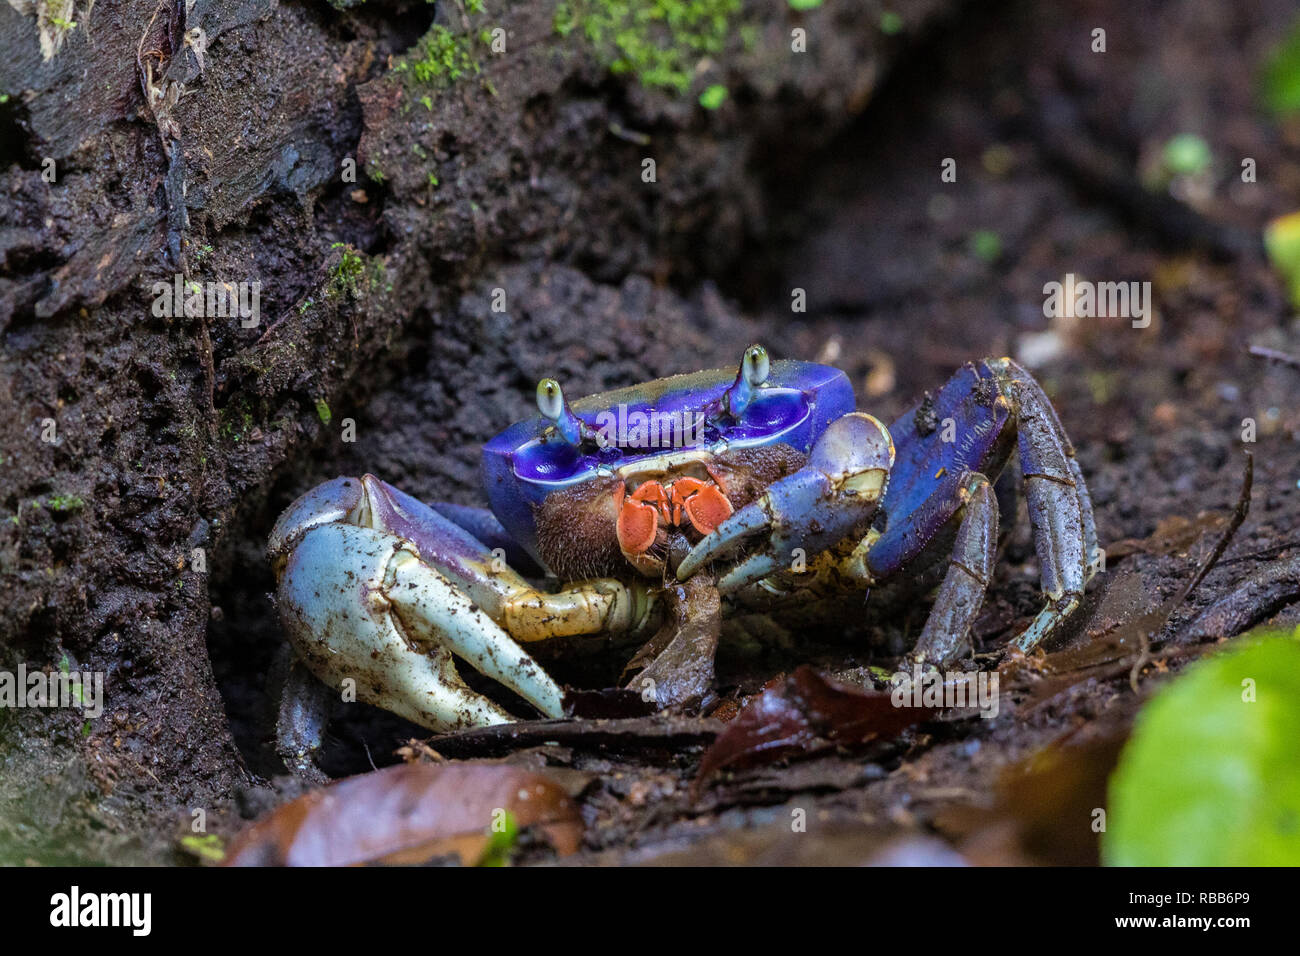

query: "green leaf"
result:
(1262, 18), (1300, 115)
(1104, 630), (1300, 865)
(476, 810), (519, 867)
(698, 84), (728, 110)
(179, 834), (226, 864)
(1265, 211), (1300, 308)
(1161, 133), (1211, 176)
(788, 0), (823, 9)
(968, 229), (1002, 263)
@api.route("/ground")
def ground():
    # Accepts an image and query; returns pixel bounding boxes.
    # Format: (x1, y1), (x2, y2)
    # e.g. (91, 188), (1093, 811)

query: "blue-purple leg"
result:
(843, 464), (998, 664)
(1067, 453), (1101, 575)
(275, 652), (332, 784)
(431, 502), (544, 575)
(909, 474), (998, 664)
(846, 359), (1095, 659)
(1001, 361), (1096, 651)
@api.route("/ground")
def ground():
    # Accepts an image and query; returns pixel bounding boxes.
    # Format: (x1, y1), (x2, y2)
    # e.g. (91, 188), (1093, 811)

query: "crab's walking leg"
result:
(824, 464), (1002, 665)
(1004, 366), (1097, 651)
(676, 413), (895, 591)
(907, 474), (998, 664)
(275, 653), (333, 784)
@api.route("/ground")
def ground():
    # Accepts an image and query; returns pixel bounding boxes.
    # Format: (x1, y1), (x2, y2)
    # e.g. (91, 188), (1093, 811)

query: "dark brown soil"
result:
(2, 0), (1299, 865)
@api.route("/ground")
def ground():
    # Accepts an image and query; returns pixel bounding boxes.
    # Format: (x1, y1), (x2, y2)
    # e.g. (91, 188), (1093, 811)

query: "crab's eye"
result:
(536, 377), (589, 446)
(721, 343), (770, 417)
(537, 378), (565, 421)
(742, 344), (769, 387)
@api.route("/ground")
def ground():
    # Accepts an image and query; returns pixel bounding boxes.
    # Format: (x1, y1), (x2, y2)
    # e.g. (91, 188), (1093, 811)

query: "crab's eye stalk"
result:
(743, 344), (770, 386)
(536, 378), (564, 420)
(721, 344), (770, 417)
(537, 378), (589, 446)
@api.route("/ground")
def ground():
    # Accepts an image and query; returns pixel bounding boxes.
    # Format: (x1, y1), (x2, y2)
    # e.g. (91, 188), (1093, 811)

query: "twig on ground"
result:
(1248, 345), (1300, 370)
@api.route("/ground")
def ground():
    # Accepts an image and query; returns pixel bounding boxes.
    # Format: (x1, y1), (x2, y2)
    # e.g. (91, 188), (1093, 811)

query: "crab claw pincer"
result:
(269, 476), (565, 732)
(675, 413), (895, 591)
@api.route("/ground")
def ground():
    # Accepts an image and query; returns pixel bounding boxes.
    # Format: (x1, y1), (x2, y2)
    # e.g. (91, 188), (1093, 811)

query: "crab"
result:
(268, 346), (1099, 778)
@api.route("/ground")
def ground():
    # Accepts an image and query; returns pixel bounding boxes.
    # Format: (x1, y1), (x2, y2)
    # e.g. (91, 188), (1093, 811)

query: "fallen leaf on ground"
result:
(1106, 511), (1226, 560)
(694, 666), (940, 791)
(224, 762), (582, 866)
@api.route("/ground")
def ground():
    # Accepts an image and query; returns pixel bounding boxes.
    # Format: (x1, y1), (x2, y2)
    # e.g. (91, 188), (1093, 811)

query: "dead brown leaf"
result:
(694, 666), (940, 792)
(224, 762), (582, 866)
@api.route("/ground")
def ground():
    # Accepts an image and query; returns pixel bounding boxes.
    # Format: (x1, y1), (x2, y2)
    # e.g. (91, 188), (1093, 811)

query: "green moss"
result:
(398, 24), (482, 87)
(554, 0), (741, 95)
(44, 494), (85, 513)
(327, 243), (388, 300)
(219, 404), (255, 443)
(329, 243), (367, 298)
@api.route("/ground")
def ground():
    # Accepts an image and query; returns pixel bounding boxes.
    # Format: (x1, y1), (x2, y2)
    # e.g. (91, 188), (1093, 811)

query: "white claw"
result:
(277, 522), (562, 732)
(386, 551), (565, 719)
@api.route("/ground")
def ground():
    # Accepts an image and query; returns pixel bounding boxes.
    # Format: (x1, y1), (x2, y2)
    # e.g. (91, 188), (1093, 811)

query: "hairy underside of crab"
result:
(532, 444), (808, 581)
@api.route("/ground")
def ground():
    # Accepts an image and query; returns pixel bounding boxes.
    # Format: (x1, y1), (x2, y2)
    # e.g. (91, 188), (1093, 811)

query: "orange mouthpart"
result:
(669, 477), (734, 535)
(615, 476), (734, 557)
(616, 481), (669, 555)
